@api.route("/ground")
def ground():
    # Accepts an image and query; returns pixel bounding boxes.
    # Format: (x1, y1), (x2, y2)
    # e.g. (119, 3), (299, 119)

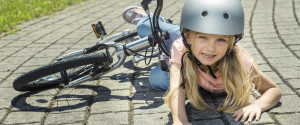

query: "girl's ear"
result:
(185, 32), (192, 45)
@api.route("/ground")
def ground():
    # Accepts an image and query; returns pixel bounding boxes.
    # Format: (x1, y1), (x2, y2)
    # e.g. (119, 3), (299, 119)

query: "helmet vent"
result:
(223, 13), (230, 19)
(201, 11), (208, 17)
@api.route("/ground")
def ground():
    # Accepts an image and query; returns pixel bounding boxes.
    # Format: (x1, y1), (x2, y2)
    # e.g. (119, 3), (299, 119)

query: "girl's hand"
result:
(232, 103), (262, 123)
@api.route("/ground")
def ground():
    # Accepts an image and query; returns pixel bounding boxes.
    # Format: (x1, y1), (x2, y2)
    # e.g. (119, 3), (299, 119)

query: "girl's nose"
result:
(206, 40), (216, 52)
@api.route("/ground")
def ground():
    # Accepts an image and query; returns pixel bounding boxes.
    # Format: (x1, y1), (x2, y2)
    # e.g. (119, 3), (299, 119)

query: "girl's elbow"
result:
(277, 87), (282, 99)
(272, 86), (282, 102)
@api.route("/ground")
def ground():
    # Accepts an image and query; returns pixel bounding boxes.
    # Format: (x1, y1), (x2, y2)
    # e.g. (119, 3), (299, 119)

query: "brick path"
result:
(0, 0), (299, 124)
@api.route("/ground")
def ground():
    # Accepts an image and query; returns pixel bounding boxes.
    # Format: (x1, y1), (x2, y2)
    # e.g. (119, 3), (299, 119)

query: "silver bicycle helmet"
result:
(178, 0), (245, 82)
(180, 0), (244, 36)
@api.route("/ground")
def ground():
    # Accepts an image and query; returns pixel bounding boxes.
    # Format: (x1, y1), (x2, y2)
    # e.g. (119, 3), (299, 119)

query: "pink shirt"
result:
(170, 38), (254, 93)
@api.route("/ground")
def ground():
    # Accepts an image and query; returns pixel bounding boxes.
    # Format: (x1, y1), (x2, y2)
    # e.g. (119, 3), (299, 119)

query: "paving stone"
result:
(275, 113), (300, 125)
(269, 95), (300, 113)
(186, 103), (221, 121)
(1, 32), (28, 40)
(267, 57), (300, 67)
(278, 29), (298, 35)
(132, 91), (166, 104)
(5, 67), (29, 76)
(55, 38), (80, 44)
(44, 110), (85, 124)
(244, 47), (260, 56)
(12, 94), (53, 111)
(0, 51), (15, 59)
(45, 86), (94, 112)
(286, 79), (300, 89)
(0, 39), (15, 48)
(258, 64), (273, 72)
(254, 38), (281, 44)
(133, 113), (172, 125)
(253, 33), (278, 39)
(0, 87), (22, 109)
(252, 55), (266, 65)
(97, 79), (131, 91)
(255, 43), (286, 49)
(280, 34), (300, 40)
(295, 51), (300, 57)
(0, 109), (6, 119)
(1, 56), (30, 65)
(132, 78), (155, 93)
(6, 40), (33, 47)
(20, 57), (54, 67)
(88, 112), (129, 125)
(91, 100), (130, 114)
(263, 72), (284, 85)
(238, 40), (255, 49)
(277, 84), (296, 95)
(133, 102), (170, 115)
(252, 28), (276, 34)
(276, 67), (300, 79)
(260, 49), (294, 58)
(0, 71), (12, 79)
(3, 110), (44, 124)
(33, 51), (60, 58)
(191, 119), (225, 125)
(93, 89), (130, 102)
(288, 44), (300, 50)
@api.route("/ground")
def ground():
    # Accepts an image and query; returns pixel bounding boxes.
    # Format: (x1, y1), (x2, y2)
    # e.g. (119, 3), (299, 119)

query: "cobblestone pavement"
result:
(0, 0), (300, 124)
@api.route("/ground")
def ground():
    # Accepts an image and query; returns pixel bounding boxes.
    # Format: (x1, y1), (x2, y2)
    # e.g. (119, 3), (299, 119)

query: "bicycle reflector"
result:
(92, 21), (107, 38)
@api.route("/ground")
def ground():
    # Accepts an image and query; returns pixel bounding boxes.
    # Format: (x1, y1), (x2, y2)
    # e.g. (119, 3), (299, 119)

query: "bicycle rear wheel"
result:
(13, 52), (112, 91)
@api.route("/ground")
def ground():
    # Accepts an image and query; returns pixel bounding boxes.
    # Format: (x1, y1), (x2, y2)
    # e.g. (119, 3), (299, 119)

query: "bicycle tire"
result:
(13, 52), (111, 91)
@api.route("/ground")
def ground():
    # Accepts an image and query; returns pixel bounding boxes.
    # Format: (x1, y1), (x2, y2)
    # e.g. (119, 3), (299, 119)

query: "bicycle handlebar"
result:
(141, 0), (171, 57)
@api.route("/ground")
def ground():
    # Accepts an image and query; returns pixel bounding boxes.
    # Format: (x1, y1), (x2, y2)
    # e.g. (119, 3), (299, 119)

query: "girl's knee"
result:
(149, 66), (170, 90)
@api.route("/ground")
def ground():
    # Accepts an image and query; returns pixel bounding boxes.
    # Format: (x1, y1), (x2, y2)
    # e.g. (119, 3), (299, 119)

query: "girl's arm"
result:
(254, 69), (282, 111)
(233, 67), (282, 123)
(169, 63), (191, 125)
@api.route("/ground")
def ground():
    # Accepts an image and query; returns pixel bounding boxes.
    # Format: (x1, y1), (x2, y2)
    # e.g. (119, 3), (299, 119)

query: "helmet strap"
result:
(225, 33), (243, 56)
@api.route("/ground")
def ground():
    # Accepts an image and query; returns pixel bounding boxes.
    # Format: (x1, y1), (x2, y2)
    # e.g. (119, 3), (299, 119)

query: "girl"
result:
(122, 0), (282, 124)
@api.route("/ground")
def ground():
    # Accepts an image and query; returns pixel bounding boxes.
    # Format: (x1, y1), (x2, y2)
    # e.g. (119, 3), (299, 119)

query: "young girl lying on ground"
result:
(122, 0), (282, 124)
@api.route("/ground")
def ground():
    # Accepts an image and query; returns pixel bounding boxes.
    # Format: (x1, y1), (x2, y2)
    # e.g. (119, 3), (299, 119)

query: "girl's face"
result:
(189, 32), (230, 66)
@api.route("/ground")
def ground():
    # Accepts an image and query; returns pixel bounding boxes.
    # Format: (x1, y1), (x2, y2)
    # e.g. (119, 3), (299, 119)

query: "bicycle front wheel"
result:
(13, 52), (112, 91)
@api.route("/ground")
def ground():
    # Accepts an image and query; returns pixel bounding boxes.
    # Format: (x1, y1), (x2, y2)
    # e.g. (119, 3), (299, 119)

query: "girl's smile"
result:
(202, 53), (216, 59)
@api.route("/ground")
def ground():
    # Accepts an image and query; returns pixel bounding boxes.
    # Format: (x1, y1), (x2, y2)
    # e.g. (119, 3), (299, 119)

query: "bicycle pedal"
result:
(92, 21), (107, 39)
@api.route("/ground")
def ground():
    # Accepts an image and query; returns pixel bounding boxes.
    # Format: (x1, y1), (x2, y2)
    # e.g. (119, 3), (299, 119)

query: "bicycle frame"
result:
(12, 0), (171, 92)
(61, 35), (155, 87)
(55, 0), (166, 88)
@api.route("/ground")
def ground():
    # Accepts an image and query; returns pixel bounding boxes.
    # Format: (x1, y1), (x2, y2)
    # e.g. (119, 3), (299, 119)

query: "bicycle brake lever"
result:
(141, 0), (152, 11)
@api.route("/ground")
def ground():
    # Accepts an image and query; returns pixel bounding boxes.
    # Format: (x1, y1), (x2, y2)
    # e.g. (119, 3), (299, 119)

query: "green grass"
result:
(0, 0), (87, 35)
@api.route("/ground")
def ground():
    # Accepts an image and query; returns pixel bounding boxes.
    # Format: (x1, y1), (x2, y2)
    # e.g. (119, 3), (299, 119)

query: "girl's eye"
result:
(217, 39), (226, 42)
(198, 36), (207, 39)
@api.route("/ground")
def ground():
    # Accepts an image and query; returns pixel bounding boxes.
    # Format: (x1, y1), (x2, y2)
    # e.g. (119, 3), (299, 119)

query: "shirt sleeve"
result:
(234, 47), (254, 73)
(170, 38), (185, 65)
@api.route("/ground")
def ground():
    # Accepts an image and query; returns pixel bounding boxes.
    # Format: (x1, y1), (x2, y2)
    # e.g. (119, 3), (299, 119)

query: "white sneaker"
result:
(122, 6), (148, 25)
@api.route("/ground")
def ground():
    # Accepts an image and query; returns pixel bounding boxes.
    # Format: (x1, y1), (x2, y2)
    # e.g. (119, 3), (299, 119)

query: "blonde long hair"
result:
(165, 31), (259, 113)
